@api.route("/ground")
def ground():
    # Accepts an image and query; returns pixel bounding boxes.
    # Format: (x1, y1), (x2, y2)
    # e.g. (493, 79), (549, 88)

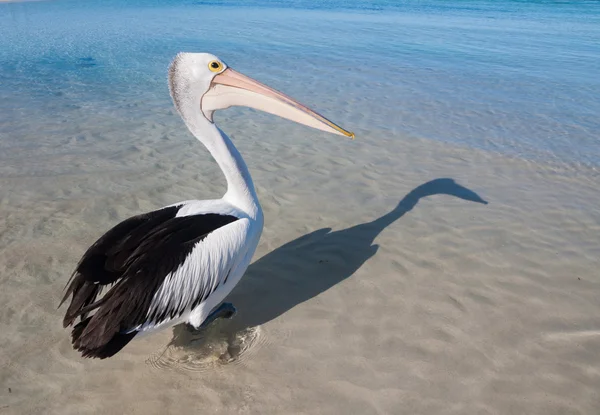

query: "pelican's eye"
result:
(208, 60), (223, 73)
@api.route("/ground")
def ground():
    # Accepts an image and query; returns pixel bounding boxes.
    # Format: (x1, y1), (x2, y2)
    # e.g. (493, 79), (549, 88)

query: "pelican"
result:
(60, 53), (353, 358)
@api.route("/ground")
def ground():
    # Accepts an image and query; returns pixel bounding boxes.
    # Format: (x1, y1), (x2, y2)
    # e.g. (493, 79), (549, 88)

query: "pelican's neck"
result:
(185, 114), (260, 218)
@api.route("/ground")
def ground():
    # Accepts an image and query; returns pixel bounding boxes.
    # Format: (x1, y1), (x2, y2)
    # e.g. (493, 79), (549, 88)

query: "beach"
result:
(1, 0), (599, 414)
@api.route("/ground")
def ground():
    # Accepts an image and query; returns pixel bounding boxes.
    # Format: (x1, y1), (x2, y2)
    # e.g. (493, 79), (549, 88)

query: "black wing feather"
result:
(60, 205), (239, 359)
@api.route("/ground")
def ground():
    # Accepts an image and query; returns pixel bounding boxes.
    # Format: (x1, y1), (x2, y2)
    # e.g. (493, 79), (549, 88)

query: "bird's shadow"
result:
(169, 178), (487, 347)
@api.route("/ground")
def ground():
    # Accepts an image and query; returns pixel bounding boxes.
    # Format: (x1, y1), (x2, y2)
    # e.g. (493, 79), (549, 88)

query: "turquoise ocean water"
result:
(1, 0), (599, 167)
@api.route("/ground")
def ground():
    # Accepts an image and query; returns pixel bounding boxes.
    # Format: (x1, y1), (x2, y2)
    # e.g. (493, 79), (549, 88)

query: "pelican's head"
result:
(168, 52), (354, 138)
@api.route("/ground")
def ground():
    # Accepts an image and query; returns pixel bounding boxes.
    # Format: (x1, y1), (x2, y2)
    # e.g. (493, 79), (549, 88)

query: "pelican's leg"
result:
(185, 303), (237, 333)
(201, 302), (237, 328)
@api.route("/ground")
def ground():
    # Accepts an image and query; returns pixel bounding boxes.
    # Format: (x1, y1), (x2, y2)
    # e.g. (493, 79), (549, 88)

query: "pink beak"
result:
(201, 68), (354, 139)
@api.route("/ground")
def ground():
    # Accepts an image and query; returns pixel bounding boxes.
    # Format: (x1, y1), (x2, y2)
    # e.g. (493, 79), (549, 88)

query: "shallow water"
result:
(2, 0), (600, 167)
(1, 1), (600, 414)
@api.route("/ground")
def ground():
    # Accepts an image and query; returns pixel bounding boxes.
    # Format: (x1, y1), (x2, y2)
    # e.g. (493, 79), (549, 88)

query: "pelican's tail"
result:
(71, 317), (138, 359)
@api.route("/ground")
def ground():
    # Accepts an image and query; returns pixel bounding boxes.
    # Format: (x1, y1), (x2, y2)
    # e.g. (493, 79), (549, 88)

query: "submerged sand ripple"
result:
(0, 109), (599, 414)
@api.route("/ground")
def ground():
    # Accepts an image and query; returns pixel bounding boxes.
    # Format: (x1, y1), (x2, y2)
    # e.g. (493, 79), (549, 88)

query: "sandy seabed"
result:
(0, 107), (599, 414)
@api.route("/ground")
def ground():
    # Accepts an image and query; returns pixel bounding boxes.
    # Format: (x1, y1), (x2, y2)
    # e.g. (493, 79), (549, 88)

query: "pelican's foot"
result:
(184, 322), (201, 334)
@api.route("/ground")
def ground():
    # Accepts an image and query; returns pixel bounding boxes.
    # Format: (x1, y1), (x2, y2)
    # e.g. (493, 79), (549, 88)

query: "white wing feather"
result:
(137, 214), (251, 332)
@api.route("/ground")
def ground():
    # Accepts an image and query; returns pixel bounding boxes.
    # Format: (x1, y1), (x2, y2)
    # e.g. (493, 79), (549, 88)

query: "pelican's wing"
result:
(61, 203), (249, 358)
(61, 205), (185, 322)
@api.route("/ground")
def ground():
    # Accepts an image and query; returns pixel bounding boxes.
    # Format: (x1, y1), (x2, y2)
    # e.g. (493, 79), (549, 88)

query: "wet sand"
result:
(1, 109), (599, 413)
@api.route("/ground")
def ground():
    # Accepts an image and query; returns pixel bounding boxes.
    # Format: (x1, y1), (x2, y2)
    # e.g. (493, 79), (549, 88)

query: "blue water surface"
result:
(1, 0), (599, 166)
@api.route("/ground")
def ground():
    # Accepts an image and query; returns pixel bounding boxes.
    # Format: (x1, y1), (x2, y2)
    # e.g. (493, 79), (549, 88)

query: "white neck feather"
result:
(182, 111), (261, 218)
